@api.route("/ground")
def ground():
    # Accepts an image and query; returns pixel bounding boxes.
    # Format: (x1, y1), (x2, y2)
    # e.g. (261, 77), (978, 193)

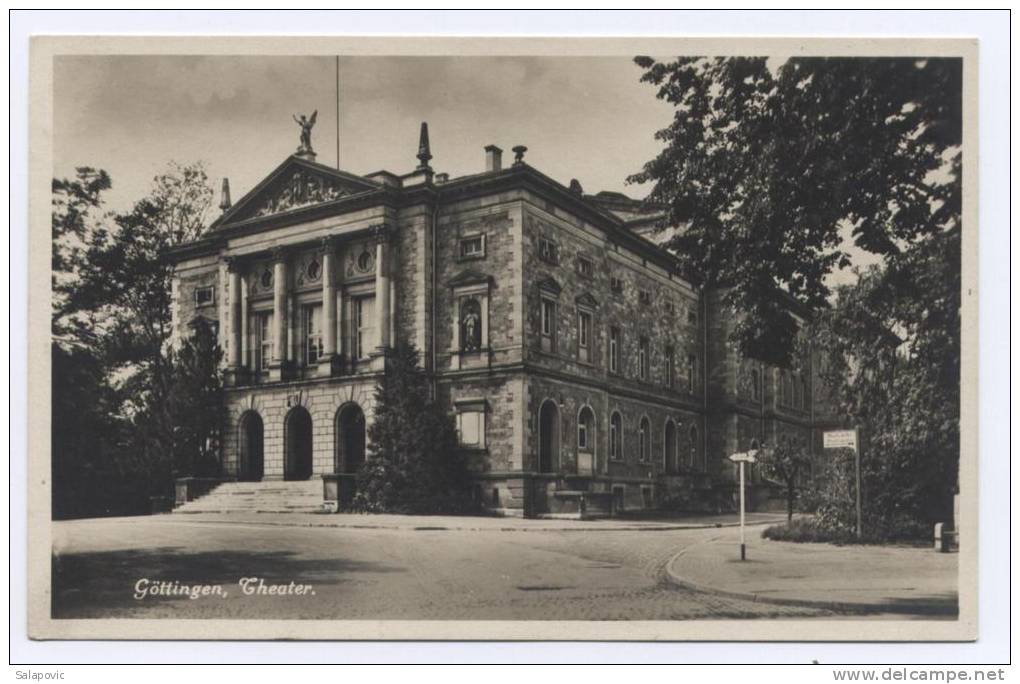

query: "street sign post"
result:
(728, 449), (758, 560)
(824, 428), (862, 539)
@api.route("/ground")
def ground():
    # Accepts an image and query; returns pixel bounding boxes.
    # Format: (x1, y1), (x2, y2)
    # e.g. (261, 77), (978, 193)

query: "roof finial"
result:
(512, 145), (528, 166)
(417, 122), (432, 171)
(219, 178), (232, 212)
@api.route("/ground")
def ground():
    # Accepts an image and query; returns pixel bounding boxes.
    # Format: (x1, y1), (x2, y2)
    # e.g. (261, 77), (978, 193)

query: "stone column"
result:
(271, 249), (288, 379)
(370, 225), (391, 372)
(239, 272), (249, 369)
(320, 239), (337, 375)
(227, 261), (242, 368)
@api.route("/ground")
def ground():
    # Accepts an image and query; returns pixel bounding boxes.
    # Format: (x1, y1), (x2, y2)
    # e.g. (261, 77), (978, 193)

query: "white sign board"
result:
(823, 429), (858, 450)
(728, 450), (757, 463)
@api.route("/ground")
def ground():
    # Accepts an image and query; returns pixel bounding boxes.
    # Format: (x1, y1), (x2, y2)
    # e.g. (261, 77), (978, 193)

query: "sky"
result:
(53, 55), (675, 214)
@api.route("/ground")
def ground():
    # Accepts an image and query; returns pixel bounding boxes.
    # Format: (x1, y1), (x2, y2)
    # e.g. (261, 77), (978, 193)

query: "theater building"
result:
(169, 123), (835, 517)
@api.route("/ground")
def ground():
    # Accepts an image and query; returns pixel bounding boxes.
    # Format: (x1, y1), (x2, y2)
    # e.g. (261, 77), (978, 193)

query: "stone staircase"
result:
(173, 479), (327, 515)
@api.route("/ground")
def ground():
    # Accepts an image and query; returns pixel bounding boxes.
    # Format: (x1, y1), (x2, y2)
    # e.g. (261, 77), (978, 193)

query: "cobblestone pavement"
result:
(52, 516), (839, 621)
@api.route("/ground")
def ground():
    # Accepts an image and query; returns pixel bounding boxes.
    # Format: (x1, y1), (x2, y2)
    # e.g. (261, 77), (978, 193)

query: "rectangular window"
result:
(638, 290), (652, 306)
(665, 300), (676, 315)
(578, 422), (588, 450)
(540, 298), (556, 352)
(354, 296), (375, 360)
(459, 234), (485, 259)
(538, 238), (559, 264)
(194, 285), (214, 306)
(639, 337), (650, 381)
(576, 256), (594, 278)
(457, 411), (485, 447)
(609, 326), (620, 373)
(687, 354), (697, 393)
(577, 310), (592, 363)
(687, 307), (698, 325)
(257, 312), (273, 372)
(665, 346), (675, 389)
(610, 276), (624, 294)
(304, 304), (323, 364)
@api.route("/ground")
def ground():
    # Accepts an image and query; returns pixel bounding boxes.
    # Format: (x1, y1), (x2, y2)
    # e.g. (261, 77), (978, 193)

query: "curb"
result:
(663, 543), (959, 617)
(159, 514), (787, 534)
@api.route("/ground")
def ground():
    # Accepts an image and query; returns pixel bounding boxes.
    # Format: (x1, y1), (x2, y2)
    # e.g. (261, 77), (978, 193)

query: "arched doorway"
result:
(335, 403), (366, 474)
(238, 411), (264, 481)
(284, 406), (313, 481)
(538, 399), (559, 473)
(664, 419), (677, 474)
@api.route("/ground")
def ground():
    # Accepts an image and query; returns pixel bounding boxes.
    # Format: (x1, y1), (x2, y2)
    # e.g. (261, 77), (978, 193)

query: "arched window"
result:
(638, 416), (651, 462)
(664, 419), (677, 473)
(577, 406), (596, 475)
(609, 411), (623, 461)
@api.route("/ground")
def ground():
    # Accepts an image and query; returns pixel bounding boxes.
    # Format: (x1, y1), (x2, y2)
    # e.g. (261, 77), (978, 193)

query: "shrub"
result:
(351, 342), (477, 515)
(762, 515), (930, 545)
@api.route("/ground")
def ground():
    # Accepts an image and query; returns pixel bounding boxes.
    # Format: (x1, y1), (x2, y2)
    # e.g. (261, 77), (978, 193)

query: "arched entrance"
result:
(284, 406), (313, 481)
(538, 399), (559, 473)
(335, 403), (366, 474)
(664, 419), (677, 474)
(238, 411), (264, 481)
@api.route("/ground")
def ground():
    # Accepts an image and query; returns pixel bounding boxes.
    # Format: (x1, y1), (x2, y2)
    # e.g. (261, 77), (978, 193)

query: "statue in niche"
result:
(293, 110), (317, 153)
(460, 298), (482, 352)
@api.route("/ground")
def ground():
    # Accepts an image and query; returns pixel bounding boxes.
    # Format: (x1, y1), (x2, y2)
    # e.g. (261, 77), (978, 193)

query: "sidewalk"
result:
(666, 531), (959, 616)
(140, 510), (790, 532)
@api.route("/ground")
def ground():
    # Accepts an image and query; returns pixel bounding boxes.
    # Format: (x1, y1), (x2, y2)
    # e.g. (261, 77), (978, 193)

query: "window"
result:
(609, 411), (623, 460)
(457, 410), (485, 448)
(576, 256), (594, 278)
(538, 237), (559, 264)
(687, 307), (698, 325)
(638, 416), (650, 462)
(540, 298), (556, 352)
(751, 368), (761, 401)
(609, 326), (620, 373)
(665, 300), (676, 315)
(610, 276), (624, 294)
(638, 290), (652, 306)
(577, 310), (592, 363)
(686, 354), (697, 393)
(802, 376), (810, 409)
(459, 234), (485, 259)
(665, 346), (675, 389)
(577, 406), (595, 453)
(304, 304), (323, 364)
(194, 285), (214, 306)
(688, 426), (699, 469)
(639, 337), (650, 381)
(257, 311), (273, 372)
(354, 296), (375, 359)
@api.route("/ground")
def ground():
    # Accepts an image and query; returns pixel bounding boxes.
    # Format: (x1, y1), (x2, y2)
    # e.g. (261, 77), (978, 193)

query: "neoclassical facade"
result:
(169, 125), (837, 516)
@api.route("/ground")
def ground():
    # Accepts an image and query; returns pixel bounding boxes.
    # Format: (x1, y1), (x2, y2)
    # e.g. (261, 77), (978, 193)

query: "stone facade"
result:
(168, 138), (837, 516)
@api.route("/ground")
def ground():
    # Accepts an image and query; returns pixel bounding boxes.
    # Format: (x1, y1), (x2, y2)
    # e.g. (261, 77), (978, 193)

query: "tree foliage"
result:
(51, 163), (217, 518)
(759, 440), (811, 523)
(353, 343), (474, 514)
(629, 56), (961, 365)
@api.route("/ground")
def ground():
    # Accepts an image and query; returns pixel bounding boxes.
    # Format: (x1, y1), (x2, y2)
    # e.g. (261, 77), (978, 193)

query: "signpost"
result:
(824, 428), (862, 539)
(728, 449), (758, 560)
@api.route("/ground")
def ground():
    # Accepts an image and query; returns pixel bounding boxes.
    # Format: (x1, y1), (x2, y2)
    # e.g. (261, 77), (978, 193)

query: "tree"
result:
(354, 343), (473, 514)
(51, 163), (217, 517)
(629, 56), (961, 365)
(759, 440), (810, 523)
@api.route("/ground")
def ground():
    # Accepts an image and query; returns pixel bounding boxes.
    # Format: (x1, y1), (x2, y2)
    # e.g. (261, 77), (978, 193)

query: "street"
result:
(51, 515), (937, 621)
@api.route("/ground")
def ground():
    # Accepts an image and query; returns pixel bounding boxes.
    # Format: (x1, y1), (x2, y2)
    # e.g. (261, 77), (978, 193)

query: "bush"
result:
(762, 515), (930, 545)
(350, 342), (477, 515)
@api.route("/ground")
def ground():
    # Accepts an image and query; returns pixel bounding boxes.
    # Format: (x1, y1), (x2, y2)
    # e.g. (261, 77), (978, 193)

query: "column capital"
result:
(370, 223), (393, 245)
(223, 255), (244, 273)
(271, 246), (288, 263)
(318, 236), (338, 255)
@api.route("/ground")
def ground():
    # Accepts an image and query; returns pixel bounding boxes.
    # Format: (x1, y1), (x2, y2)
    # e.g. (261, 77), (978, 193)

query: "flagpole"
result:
(335, 55), (340, 169)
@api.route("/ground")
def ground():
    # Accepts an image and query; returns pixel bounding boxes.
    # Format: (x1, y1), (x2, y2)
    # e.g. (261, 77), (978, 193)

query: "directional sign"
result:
(728, 450), (758, 464)
(823, 430), (858, 450)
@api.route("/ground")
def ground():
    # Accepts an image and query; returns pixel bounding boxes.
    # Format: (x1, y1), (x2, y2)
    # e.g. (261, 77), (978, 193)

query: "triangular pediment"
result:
(213, 156), (381, 228)
(447, 269), (492, 288)
(575, 292), (599, 309)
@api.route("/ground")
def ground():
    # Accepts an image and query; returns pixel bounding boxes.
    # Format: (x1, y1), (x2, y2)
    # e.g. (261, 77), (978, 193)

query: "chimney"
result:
(219, 178), (232, 212)
(484, 145), (503, 173)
